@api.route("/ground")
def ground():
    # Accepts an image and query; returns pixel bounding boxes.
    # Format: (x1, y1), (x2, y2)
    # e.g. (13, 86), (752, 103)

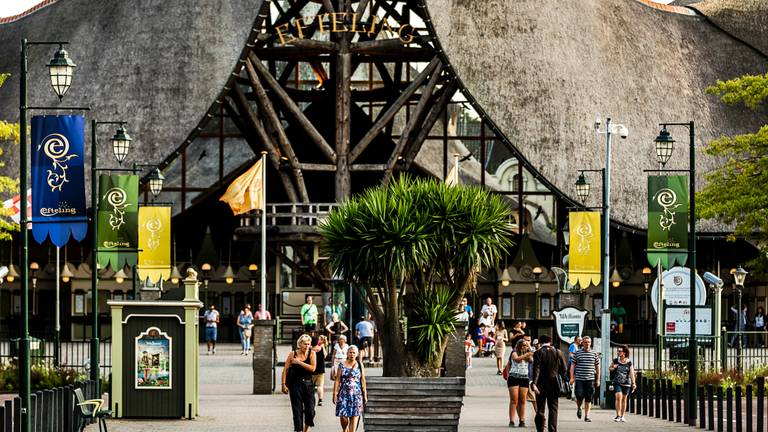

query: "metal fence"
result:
(614, 332), (768, 372)
(0, 339), (112, 377)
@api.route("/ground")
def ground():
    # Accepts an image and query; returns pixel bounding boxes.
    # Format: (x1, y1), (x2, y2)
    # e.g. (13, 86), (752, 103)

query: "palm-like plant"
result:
(319, 177), (514, 376)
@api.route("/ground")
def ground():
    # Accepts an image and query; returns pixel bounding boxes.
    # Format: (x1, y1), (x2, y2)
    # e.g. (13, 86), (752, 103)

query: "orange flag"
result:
(220, 160), (264, 215)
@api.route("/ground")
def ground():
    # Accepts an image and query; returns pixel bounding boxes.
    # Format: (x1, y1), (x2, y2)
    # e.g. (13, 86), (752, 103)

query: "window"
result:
(514, 294), (536, 319)
(73, 292), (85, 315)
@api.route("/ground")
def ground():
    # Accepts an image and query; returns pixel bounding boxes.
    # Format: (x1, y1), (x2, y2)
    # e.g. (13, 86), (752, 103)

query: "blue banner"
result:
(31, 115), (88, 247)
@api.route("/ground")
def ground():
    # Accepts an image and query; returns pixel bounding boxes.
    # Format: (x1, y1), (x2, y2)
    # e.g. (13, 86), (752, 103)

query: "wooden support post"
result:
(655, 379), (661, 418)
(383, 62), (443, 182)
(225, 91), (300, 202)
(701, 386), (707, 429)
(718, 385), (724, 432)
(335, 50), (352, 200)
(727, 387), (734, 432)
(246, 59), (309, 202)
(348, 56), (440, 163)
(747, 384), (753, 432)
(248, 55), (337, 163)
(401, 81), (458, 169)
(668, 379), (674, 423)
(662, 379), (668, 420)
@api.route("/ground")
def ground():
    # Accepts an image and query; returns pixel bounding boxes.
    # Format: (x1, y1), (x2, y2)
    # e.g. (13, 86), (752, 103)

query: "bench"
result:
(74, 388), (111, 432)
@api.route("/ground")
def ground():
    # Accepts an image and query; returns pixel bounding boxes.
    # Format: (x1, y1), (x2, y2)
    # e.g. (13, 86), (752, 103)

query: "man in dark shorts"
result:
(355, 314), (375, 361)
(569, 336), (600, 422)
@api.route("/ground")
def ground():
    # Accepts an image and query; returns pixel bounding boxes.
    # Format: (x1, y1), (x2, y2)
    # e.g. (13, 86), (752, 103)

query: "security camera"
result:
(594, 118), (601, 130)
(619, 125), (629, 139)
(703, 272), (724, 289)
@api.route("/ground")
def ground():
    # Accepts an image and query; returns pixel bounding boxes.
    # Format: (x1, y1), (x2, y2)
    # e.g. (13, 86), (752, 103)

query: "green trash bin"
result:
(9, 337), (45, 359)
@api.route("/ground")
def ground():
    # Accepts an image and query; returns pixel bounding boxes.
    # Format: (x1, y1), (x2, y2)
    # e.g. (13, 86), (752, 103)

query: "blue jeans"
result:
(239, 328), (251, 352)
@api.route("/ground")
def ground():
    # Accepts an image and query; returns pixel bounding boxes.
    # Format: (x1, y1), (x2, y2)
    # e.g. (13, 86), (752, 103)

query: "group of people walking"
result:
(282, 333), (368, 432)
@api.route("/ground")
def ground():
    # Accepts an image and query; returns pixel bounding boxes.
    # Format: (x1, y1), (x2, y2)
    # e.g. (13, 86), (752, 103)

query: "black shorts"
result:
(507, 376), (529, 388)
(358, 337), (373, 349)
(575, 380), (595, 401)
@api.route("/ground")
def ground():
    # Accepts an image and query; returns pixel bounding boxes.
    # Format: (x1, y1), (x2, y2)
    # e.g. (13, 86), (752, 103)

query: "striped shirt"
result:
(572, 349), (600, 381)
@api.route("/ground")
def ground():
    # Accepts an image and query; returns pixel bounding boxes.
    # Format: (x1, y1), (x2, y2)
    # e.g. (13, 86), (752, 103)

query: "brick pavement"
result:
(101, 344), (690, 431)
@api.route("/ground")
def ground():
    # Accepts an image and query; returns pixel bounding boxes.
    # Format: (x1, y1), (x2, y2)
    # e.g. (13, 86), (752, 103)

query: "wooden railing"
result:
(238, 203), (339, 229)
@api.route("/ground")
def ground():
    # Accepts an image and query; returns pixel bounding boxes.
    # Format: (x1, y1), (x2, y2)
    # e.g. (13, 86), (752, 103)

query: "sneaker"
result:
(584, 417), (592, 422)
(619, 417), (626, 423)
(318, 399), (323, 406)
(212, 348), (216, 354)
(614, 416), (620, 422)
(508, 421), (515, 427)
(497, 371), (503, 375)
(577, 408), (582, 419)
(518, 421), (526, 427)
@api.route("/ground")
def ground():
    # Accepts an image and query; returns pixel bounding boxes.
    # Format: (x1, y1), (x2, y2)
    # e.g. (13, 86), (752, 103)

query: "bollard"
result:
(676, 384), (683, 423)
(708, 384), (715, 431)
(684, 383), (690, 425)
(736, 385), (743, 432)
(662, 378), (668, 420)
(655, 378), (661, 418)
(668, 379), (675, 423)
(757, 377), (764, 432)
(700, 386), (706, 429)
(747, 384), (753, 432)
(643, 376), (649, 416)
(727, 387), (734, 432)
(718, 386), (724, 432)
(4, 400), (11, 432)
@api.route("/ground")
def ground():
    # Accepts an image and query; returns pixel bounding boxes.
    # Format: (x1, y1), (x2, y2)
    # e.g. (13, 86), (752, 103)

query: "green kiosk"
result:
(108, 269), (203, 418)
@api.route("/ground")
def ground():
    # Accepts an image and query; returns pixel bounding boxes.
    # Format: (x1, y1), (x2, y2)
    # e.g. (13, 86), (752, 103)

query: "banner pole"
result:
(260, 152), (267, 313)
(55, 247), (60, 367)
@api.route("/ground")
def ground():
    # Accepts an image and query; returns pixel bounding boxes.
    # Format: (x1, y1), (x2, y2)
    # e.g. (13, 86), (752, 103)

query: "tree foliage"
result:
(0, 73), (19, 241)
(319, 176), (514, 376)
(699, 72), (768, 270)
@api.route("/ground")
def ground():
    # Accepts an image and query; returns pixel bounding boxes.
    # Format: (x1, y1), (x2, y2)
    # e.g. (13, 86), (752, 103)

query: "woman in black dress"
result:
(282, 334), (317, 432)
(311, 335), (328, 406)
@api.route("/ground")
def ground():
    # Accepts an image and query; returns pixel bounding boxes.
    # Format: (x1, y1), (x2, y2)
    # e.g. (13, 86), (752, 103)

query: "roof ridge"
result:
(633, 0), (697, 15)
(0, 0), (59, 25)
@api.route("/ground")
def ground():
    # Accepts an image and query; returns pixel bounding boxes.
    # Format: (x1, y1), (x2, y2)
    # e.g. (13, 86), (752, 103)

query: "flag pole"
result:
(260, 151), (267, 313)
(454, 153), (460, 184)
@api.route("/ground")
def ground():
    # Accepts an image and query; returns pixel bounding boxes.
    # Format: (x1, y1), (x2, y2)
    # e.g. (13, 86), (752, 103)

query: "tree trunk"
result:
(379, 313), (408, 377)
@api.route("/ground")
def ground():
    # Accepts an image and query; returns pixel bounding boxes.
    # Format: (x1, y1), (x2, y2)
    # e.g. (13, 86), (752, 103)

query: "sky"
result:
(0, 0), (45, 18)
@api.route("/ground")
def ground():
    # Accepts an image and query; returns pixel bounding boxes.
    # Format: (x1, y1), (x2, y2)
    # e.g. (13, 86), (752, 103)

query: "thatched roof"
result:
(0, 0), (263, 187)
(691, 0), (768, 56)
(425, 0), (768, 229)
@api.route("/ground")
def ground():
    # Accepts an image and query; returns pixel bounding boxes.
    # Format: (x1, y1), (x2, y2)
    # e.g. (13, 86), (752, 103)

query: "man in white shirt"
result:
(481, 297), (497, 323)
(203, 304), (220, 355)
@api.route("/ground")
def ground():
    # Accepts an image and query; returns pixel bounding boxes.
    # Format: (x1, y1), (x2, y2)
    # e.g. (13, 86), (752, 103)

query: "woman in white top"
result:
(505, 338), (533, 427)
(331, 334), (350, 379)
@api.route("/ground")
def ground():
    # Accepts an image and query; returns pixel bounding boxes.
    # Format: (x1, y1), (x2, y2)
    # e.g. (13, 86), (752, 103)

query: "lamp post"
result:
(580, 117), (629, 406)
(532, 266), (543, 318)
(732, 266), (748, 369)
(201, 263), (212, 305)
(248, 263), (258, 307)
(652, 121), (696, 424)
(19, 39), (80, 432)
(642, 266), (652, 339)
(91, 121), (135, 397)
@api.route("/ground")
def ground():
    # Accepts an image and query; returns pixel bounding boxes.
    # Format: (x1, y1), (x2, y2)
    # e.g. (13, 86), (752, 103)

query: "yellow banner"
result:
(567, 211), (601, 289)
(137, 206), (171, 283)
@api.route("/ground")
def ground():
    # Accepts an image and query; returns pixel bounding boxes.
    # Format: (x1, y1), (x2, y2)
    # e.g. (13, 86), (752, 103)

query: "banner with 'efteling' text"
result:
(97, 174), (138, 269)
(647, 175), (688, 269)
(31, 115), (88, 246)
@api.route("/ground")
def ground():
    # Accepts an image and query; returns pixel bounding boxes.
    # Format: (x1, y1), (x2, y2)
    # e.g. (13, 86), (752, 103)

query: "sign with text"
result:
(664, 306), (712, 336)
(552, 307), (588, 344)
(650, 266), (706, 312)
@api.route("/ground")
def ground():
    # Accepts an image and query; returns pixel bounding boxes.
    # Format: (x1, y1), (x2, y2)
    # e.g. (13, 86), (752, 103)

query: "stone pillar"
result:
(444, 323), (467, 377)
(253, 320), (276, 394)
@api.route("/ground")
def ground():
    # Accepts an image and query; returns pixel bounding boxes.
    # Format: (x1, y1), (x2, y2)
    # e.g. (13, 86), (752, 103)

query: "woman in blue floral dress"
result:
(333, 345), (368, 432)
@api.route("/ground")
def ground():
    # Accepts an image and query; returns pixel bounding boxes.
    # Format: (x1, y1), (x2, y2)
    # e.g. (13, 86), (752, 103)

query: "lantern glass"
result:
(654, 128), (675, 166)
(610, 268), (622, 288)
(574, 172), (591, 202)
(148, 168), (165, 197)
(111, 127), (132, 164)
(499, 268), (511, 287)
(734, 266), (748, 287)
(47, 46), (76, 100)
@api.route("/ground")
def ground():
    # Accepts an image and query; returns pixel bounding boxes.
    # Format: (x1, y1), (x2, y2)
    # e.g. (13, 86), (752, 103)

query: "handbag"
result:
(556, 372), (572, 398)
(502, 364), (510, 380)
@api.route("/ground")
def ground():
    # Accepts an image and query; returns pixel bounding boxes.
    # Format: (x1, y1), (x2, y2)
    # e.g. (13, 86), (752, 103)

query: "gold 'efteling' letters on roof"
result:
(274, 13), (415, 45)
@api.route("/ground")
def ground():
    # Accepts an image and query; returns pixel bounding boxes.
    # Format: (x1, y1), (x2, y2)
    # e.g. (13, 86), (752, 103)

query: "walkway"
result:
(103, 344), (690, 431)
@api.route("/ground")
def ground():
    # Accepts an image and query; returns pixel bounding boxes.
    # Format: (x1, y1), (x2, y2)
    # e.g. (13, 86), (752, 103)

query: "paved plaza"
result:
(100, 344), (689, 431)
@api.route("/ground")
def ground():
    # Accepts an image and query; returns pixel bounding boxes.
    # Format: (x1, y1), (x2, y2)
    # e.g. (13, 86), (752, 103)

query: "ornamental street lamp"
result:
(652, 121), (696, 424)
(91, 120), (137, 397)
(248, 263), (258, 306)
(499, 267), (511, 287)
(133, 164), (165, 199)
(642, 266), (652, 322)
(574, 172), (591, 203)
(610, 268), (622, 288)
(732, 266), (748, 368)
(223, 265), (236, 285)
(532, 266), (543, 318)
(584, 117), (629, 406)
(201, 262), (212, 305)
(19, 39), (85, 432)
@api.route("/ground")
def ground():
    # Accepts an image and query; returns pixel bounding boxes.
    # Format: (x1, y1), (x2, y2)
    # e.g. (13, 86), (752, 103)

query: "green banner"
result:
(97, 174), (139, 269)
(647, 175), (688, 268)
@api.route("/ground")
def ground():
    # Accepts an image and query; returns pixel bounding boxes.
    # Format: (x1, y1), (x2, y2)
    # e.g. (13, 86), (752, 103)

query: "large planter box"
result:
(363, 376), (466, 432)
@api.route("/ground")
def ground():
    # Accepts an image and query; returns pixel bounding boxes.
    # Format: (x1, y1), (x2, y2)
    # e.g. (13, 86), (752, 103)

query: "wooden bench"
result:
(363, 376), (465, 432)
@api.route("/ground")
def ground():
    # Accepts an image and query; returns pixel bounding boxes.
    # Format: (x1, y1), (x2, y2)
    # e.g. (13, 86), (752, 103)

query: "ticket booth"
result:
(108, 271), (202, 418)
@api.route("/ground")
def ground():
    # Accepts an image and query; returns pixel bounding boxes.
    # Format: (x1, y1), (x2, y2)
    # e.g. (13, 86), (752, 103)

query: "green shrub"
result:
(0, 364), (84, 392)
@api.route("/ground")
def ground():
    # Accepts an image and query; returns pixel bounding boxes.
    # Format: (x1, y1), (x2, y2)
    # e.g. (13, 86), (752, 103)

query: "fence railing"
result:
(0, 380), (98, 432)
(629, 373), (767, 431)
(0, 339), (112, 377)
